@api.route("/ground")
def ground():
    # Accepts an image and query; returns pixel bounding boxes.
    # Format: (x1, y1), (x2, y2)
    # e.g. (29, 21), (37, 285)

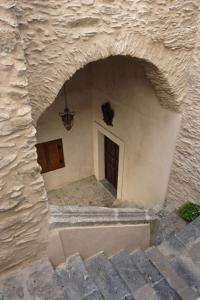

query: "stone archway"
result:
(1, 0), (198, 273)
(36, 55), (181, 210)
(0, 33), (187, 274)
(29, 33), (189, 123)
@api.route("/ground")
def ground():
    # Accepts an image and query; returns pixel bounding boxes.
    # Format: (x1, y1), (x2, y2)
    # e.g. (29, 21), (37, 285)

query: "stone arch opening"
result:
(36, 55), (181, 209)
(30, 31), (186, 124)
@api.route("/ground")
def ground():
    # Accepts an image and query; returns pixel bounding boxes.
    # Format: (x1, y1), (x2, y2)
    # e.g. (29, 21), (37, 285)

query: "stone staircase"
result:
(0, 216), (200, 299)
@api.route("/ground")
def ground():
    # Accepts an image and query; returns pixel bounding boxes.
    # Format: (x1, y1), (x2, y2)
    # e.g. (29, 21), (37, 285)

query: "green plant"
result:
(178, 201), (200, 222)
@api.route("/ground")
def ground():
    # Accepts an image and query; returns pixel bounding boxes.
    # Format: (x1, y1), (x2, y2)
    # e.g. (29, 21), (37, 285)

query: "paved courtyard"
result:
(47, 176), (115, 207)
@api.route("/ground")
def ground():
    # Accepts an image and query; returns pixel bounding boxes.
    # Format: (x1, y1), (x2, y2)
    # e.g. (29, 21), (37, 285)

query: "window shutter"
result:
(36, 139), (65, 173)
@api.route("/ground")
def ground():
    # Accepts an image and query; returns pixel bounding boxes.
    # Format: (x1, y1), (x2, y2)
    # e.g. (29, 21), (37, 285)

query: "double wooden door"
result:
(104, 136), (119, 190)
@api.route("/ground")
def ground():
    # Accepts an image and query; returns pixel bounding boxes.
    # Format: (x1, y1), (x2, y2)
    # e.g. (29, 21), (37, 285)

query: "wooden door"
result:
(104, 136), (119, 190)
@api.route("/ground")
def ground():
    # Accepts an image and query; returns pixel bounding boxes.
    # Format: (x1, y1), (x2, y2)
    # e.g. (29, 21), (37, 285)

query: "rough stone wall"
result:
(0, 0), (199, 274)
(166, 14), (200, 207)
(15, 0), (199, 121)
(0, 1), (48, 273)
(14, 0), (200, 209)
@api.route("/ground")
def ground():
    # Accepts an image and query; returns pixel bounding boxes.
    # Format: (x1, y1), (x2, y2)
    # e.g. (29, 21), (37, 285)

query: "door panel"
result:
(104, 136), (119, 190)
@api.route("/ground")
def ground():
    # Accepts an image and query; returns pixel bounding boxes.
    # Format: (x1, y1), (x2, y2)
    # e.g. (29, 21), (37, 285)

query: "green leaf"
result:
(178, 202), (200, 222)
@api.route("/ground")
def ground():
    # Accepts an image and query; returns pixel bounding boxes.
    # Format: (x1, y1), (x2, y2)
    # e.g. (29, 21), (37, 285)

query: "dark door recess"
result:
(104, 136), (119, 190)
(36, 139), (65, 173)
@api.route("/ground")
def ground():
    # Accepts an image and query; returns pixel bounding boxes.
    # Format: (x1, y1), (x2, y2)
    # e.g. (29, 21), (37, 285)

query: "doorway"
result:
(104, 136), (119, 193)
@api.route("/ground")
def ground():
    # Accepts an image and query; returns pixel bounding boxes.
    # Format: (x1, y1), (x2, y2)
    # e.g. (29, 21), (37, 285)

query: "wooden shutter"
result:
(36, 139), (65, 173)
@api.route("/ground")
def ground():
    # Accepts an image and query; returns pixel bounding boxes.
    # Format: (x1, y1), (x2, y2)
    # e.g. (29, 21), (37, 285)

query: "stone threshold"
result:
(49, 205), (159, 228)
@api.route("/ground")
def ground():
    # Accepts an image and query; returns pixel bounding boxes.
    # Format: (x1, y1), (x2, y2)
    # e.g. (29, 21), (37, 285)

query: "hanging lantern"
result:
(60, 85), (75, 131)
(60, 108), (75, 131)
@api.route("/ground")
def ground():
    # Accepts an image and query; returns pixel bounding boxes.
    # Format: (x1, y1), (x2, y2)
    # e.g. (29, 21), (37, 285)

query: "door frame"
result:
(93, 122), (125, 200)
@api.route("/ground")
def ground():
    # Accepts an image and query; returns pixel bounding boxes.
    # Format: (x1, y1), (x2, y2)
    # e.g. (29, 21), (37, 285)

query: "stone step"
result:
(133, 285), (160, 300)
(171, 255), (200, 296)
(130, 250), (182, 300)
(146, 247), (198, 300)
(0, 260), (66, 300)
(175, 217), (200, 247)
(85, 252), (134, 300)
(110, 250), (157, 300)
(158, 217), (200, 259)
(110, 250), (146, 290)
(56, 254), (104, 300)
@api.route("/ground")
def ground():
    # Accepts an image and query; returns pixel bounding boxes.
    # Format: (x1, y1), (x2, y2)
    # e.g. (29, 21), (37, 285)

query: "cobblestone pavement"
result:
(47, 176), (115, 207)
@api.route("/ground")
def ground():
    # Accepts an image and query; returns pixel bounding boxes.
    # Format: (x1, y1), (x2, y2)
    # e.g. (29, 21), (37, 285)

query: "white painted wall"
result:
(37, 56), (181, 209)
(36, 68), (94, 191)
(91, 57), (181, 209)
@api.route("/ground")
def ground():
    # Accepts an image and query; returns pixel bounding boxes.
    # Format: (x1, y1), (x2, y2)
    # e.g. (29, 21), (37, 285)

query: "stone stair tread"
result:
(171, 255), (200, 296)
(133, 284), (160, 300)
(130, 249), (163, 285)
(110, 250), (146, 292)
(56, 254), (104, 300)
(158, 217), (200, 259)
(85, 252), (134, 300)
(158, 234), (185, 258)
(82, 290), (105, 300)
(152, 278), (182, 300)
(175, 217), (200, 246)
(130, 250), (182, 300)
(146, 246), (198, 300)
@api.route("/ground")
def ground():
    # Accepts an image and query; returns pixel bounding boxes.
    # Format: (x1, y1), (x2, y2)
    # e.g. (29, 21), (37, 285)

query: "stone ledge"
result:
(49, 205), (159, 228)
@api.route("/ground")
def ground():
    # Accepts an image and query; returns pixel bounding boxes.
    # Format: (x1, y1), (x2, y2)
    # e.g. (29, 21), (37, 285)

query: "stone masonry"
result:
(0, 0), (48, 273)
(0, 0), (200, 273)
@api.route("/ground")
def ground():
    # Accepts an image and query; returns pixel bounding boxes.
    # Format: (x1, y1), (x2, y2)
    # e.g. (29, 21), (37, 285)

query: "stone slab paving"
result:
(0, 260), (65, 300)
(48, 176), (115, 207)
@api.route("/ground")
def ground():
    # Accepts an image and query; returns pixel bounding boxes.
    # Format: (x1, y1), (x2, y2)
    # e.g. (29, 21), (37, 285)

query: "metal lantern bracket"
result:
(59, 85), (75, 131)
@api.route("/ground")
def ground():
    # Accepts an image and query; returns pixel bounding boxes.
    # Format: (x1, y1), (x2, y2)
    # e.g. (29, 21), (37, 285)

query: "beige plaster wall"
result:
(48, 224), (150, 267)
(91, 57), (181, 209)
(37, 68), (93, 191)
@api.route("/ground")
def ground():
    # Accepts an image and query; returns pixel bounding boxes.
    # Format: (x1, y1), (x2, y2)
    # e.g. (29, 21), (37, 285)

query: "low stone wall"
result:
(48, 205), (159, 266)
